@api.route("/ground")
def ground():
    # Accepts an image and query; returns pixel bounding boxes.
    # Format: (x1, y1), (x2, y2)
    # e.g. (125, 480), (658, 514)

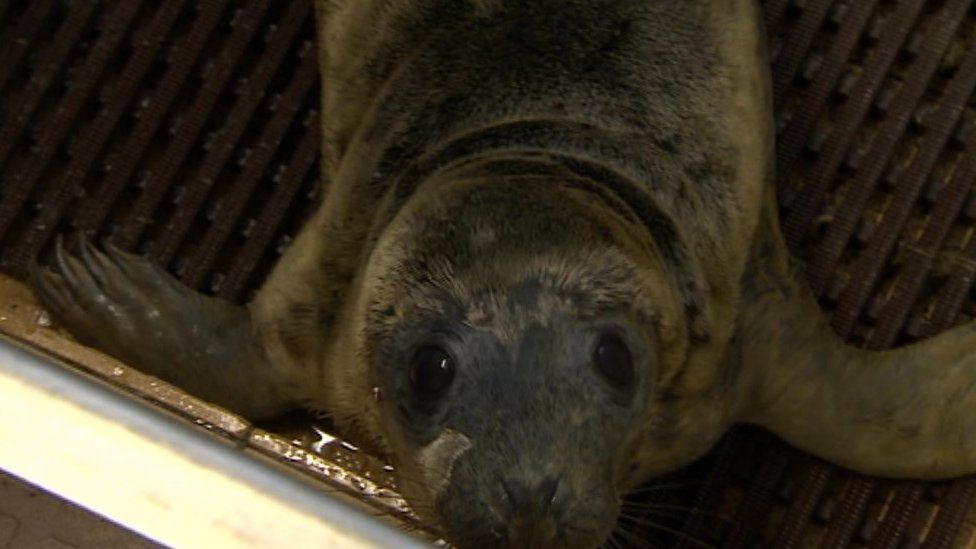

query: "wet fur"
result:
(256, 0), (771, 463)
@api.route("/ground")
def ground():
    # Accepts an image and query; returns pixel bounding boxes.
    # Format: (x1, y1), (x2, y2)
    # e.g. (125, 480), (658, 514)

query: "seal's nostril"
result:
(501, 474), (561, 547)
(501, 477), (525, 515)
(539, 474), (561, 513)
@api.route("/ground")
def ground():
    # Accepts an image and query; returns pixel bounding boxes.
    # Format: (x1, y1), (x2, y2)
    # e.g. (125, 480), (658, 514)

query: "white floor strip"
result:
(0, 335), (428, 549)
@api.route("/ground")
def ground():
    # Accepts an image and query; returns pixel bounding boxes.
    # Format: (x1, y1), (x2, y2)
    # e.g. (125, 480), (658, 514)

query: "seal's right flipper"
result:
(30, 236), (300, 420)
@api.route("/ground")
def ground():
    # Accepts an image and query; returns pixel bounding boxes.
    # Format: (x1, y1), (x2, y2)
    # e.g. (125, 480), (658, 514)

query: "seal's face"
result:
(358, 179), (677, 548)
(376, 293), (651, 547)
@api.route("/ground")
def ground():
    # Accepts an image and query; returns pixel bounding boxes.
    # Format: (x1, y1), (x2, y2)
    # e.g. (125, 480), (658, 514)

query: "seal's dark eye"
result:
(593, 333), (635, 388)
(410, 346), (456, 398)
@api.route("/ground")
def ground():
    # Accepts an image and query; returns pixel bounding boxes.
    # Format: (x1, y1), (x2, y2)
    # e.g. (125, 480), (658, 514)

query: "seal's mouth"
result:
(418, 457), (622, 549)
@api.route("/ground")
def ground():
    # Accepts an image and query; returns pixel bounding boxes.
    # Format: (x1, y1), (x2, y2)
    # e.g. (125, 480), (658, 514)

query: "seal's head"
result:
(344, 170), (708, 548)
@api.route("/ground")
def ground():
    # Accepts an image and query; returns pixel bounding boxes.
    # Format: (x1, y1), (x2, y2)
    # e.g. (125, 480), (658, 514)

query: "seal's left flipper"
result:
(735, 201), (976, 479)
(30, 236), (300, 420)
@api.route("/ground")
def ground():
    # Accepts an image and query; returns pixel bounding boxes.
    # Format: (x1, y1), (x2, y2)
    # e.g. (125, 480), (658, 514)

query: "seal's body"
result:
(32, 1), (976, 547)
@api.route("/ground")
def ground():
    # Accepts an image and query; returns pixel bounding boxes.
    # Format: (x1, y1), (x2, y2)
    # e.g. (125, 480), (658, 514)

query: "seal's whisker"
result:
(624, 480), (704, 494)
(616, 512), (715, 549)
(601, 532), (626, 549)
(619, 506), (712, 524)
(609, 522), (655, 548)
(620, 501), (724, 520)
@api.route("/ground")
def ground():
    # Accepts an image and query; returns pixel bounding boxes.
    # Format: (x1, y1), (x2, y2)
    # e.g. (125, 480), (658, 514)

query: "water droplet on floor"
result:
(311, 426), (337, 453)
(36, 311), (51, 327)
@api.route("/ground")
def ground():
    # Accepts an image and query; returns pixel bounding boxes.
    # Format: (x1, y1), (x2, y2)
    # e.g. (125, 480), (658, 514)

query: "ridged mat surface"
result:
(1, 0), (976, 546)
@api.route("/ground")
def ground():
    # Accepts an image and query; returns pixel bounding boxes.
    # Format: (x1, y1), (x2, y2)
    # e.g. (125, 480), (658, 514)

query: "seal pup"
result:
(30, 0), (976, 547)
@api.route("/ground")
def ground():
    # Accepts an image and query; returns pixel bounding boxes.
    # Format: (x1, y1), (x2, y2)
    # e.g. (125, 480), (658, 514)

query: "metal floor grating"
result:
(2, 0), (976, 546)
(0, 0), (321, 302)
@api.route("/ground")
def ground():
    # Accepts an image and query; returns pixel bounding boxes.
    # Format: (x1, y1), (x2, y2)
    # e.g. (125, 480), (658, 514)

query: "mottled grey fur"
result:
(30, 1), (976, 548)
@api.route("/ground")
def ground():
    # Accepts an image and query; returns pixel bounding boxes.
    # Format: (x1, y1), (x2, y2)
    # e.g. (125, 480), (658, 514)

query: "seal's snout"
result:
(501, 473), (561, 546)
(502, 473), (561, 518)
(502, 475), (561, 547)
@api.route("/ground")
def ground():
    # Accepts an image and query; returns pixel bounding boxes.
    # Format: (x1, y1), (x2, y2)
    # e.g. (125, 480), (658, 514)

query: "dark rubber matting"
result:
(2, 1), (976, 546)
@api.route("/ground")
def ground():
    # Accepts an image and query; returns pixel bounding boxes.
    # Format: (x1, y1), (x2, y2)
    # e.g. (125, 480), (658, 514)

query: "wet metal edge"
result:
(0, 331), (429, 548)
